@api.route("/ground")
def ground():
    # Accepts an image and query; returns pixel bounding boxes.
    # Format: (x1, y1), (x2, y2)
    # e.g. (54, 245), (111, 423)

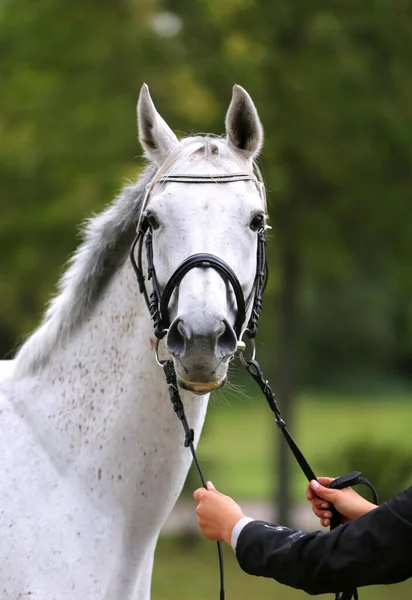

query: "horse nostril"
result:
(167, 316), (236, 360)
(216, 319), (237, 357)
(167, 319), (191, 358)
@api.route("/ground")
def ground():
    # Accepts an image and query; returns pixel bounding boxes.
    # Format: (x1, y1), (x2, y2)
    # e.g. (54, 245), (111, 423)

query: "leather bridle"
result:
(129, 172), (268, 343)
(129, 171), (377, 600)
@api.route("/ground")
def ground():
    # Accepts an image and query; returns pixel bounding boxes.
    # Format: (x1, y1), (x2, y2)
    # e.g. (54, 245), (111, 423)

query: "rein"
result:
(129, 172), (378, 600)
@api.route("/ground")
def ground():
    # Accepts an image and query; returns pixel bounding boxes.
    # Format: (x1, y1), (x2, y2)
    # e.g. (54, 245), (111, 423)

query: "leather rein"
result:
(129, 172), (378, 600)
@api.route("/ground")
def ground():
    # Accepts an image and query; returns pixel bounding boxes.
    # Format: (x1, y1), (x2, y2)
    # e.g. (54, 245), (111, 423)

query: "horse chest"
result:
(0, 373), (208, 600)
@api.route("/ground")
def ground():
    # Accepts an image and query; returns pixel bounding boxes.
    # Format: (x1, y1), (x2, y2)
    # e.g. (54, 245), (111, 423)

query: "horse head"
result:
(136, 84), (266, 394)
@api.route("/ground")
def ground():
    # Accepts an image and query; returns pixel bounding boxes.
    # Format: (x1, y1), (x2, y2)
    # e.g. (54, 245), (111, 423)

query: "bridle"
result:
(129, 172), (268, 344)
(129, 171), (377, 600)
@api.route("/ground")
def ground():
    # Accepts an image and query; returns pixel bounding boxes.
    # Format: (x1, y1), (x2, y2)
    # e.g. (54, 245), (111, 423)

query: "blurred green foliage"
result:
(318, 440), (412, 503)
(180, 393), (412, 500)
(1, 0), (412, 388)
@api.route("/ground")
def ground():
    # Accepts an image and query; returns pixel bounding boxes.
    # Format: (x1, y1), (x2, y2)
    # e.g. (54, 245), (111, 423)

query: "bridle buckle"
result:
(237, 328), (256, 365)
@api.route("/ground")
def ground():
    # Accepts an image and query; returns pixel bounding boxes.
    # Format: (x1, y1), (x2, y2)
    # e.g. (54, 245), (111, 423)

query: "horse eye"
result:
(146, 211), (159, 230)
(250, 214), (264, 232)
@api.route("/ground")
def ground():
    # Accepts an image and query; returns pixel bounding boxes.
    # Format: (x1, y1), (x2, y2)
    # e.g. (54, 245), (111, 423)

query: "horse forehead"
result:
(151, 176), (261, 215)
(151, 187), (255, 234)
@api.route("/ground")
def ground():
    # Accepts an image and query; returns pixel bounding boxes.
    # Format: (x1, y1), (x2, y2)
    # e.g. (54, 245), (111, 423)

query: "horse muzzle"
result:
(177, 376), (227, 395)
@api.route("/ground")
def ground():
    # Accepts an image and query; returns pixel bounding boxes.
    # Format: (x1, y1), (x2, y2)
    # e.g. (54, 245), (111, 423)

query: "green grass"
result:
(190, 391), (412, 499)
(152, 536), (412, 600)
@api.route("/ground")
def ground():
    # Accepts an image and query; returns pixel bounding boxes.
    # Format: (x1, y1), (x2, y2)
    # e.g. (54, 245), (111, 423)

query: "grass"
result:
(188, 391), (412, 500)
(152, 536), (412, 600)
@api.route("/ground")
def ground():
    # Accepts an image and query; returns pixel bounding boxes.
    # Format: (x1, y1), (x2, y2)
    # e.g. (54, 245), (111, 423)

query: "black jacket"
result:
(236, 486), (412, 595)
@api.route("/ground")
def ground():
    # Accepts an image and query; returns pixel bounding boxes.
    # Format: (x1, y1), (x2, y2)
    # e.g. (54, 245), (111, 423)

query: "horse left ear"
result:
(137, 83), (179, 164)
(225, 85), (264, 158)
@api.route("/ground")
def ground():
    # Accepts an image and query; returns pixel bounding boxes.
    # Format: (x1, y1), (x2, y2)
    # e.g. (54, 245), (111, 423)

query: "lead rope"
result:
(162, 360), (226, 600)
(164, 351), (378, 600)
(245, 358), (379, 600)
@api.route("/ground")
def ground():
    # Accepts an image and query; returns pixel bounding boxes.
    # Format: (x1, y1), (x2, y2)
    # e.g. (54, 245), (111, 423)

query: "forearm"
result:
(236, 489), (412, 594)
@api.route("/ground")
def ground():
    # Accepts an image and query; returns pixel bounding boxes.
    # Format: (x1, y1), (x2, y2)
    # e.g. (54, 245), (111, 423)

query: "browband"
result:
(158, 173), (255, 184)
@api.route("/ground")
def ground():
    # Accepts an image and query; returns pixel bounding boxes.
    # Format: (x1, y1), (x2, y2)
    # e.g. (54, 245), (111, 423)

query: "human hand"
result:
(193, 482), (245, 545)
(306, 477), (378, 528)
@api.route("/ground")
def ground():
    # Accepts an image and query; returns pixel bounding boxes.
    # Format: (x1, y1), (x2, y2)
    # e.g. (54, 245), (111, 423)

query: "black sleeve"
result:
(235, 486), (412, 595)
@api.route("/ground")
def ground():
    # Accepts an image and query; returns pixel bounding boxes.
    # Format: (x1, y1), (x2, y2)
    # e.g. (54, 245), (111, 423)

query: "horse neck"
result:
(13, 260), (209, 497)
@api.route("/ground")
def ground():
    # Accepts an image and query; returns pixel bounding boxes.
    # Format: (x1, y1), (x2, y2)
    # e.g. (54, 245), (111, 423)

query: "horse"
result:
(0, 83), (267, 600)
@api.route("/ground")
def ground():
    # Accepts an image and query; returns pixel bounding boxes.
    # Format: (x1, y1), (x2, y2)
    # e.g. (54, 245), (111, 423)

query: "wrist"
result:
(357, 500), (378, 517)
(348, 498), (378, 520)
(223, 512), (245, 546)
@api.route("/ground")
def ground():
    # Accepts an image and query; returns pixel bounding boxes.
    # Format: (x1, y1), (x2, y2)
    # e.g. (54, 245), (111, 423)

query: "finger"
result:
(312, 506), (325, 519)
(312, 502), (333, 517)
(206, 481), (216, 491)
(311, 497), (330, 510)
(317, 477), (334, 488)
(193, 488), (206, 501)
(306, 485), (315, 501)
(321, 518), (331, 528)
(310, 480), (336, 501)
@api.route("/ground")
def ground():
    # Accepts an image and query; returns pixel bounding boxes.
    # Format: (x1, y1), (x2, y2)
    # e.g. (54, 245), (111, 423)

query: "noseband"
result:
(129, 172), (268, 342)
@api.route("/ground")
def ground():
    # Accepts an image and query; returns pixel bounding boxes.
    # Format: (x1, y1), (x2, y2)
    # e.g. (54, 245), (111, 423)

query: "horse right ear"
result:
(225, 85), (263, 159)
(137, 84), (178, 164)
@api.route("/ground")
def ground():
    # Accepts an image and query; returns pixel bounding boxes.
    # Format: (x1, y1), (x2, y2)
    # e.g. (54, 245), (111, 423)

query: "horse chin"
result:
(177, 376), (227, 395)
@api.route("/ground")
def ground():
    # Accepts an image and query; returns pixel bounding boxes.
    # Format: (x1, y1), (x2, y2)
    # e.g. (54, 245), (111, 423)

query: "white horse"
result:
(0, 84), (266, 600)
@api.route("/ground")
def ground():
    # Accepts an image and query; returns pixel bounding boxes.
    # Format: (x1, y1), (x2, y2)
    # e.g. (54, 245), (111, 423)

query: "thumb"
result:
(206, 481), (216, 491)
(193, 487), (207, 501)
(310, 480), (339, 501)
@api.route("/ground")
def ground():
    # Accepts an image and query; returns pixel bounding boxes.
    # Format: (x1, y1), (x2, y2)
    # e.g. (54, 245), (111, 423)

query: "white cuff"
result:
(230, 516), (255, 551)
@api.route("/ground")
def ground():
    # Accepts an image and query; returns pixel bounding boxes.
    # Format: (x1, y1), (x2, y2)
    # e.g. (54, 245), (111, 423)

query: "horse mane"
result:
(14, 137), (264, 376)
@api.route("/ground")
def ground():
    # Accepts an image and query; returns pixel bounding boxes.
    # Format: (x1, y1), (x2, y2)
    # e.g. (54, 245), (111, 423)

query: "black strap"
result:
(162, 360), (225, 600)
(244, 228), (268, 339)
(162, 354), (378, 600)
(329, 471), (379, 505)
(245, 357), (379, 600)
(245, 359), (317, 481)
(160, 254), (246, 338)
(329, 470), (379, 532)
(328, 472), (378, 600)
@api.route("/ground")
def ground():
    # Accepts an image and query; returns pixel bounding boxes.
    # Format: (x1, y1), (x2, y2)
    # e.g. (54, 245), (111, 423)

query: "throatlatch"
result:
(130, 171), (378, 600)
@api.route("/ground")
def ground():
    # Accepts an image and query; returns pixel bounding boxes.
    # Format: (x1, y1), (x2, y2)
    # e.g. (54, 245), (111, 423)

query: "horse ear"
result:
(137, 84), (178, 164)
(225, 85), (263, 158)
